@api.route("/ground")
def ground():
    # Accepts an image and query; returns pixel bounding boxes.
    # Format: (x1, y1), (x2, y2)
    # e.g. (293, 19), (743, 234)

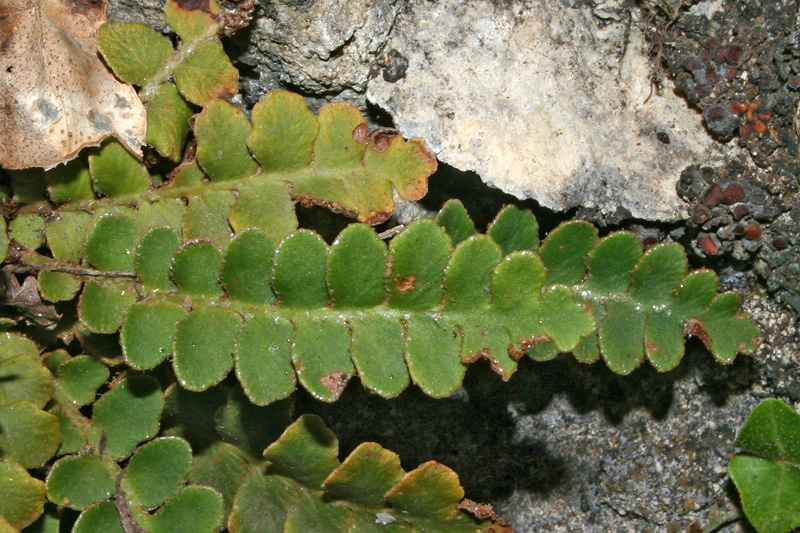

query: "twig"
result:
(378, 225), (405, 240)
(115, 470), (149, 533)
(4, 263), (136, 278)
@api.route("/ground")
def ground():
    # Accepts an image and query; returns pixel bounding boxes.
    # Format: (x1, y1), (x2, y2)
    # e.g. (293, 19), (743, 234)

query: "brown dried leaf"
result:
(0, 0), (146, 169)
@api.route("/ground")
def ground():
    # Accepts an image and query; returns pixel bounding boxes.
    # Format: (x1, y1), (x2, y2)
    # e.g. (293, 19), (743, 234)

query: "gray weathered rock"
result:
(237, 0), (400, 108)
(366, 0), (760, 221)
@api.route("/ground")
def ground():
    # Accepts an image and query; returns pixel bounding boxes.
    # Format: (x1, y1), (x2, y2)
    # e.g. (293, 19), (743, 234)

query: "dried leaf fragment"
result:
(0, 0), (146, 169)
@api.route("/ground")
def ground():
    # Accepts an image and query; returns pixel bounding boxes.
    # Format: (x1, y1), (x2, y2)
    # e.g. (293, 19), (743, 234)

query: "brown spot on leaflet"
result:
(352, 122), (369, 145)
(394, 275), (416, 292)
(320, 372), (350, 395)
(645, 341), (658, 353)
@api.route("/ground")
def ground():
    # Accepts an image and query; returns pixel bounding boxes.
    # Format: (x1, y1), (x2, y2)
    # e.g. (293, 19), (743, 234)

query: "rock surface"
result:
(366, 0), (763, 221)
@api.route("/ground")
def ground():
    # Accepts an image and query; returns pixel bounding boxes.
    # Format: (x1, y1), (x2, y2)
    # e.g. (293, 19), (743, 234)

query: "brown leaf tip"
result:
(394, 275), (417, 292)
(370, 127), (400, 153)
(508, 336), (552, 361)
(320, 372), (350, 395)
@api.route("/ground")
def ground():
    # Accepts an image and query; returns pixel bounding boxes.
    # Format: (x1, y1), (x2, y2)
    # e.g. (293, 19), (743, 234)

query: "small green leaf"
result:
(0, 460), (46, 530)
(328, 224), (387, 308)
(630, 243), (688, 305)
(91, 375), (164, 460)
(599, 301), (646, 374)
(730, 399), (800, 533)
(349, 315), (409, 398)
(284, 492), (353, 532)
(491, 251), (546, 310)
(0, 333), (38, 361)
(97, 22), (173, 85)
(9, 214), (45, 250)
(385, 461), (465, 524)
(183, 190), (236, 246)
(539, 220), (597, 285)
(228, 469), (298, 533)
(165, 0), (220, 42)
(45, 212), (90, 261)
(140, 485), (224, 533)
(89, 140), (151, 197)
(672, 269), (718, 317)
(123, 437), (193, 508)
(0, 401), (60, 468)
(436, 199), (475, 246)
(537, 285), (594, 352)
(174, 41), (239, 106)
(234, 316), (296, 406)
(404, 316), (464, 398)
(323, 442), (404, 508)
(228, 182), (298, 240)
(487, 204), (539, 255)
(86, 213), (137, 271)
(45, 158), (95, 203)
(146, 83), (194, 162)
(586, 231), (642, 295)
(444, 235), (502, 309)
(169, 160), (206, 187)
(56, 356), (109, 407)
(272, 230), (329, 308)
(46, 454), (118, 511)
(73, 500), (125, 533)
(173, 308), (241, 391)
(188, 442), (250, 520)
(0, 354), (53, 408)
(292, 317), (354, 402)
(194, 100), (259, 181)
(221, 229), (277, 304)
(698, 292), (762, 363)
(644, 310), (684, 372)
(121, 302), (187, 370)
(38, 270), (80, 302)
(735, 398), (800, 463)
(135, 227), (182, 291)
(248, 90), (318, 172)
(387, 219), (451, 310)
(170, 240), (223, 297)
(135, 199), (187, 237)
(79, 280), (137, 334)
(49, 406), (86, 455)
(264, 414), (339, 490)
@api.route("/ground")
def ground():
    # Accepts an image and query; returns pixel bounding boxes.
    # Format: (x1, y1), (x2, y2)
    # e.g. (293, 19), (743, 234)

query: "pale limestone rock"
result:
(367, 0), (749, 221)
